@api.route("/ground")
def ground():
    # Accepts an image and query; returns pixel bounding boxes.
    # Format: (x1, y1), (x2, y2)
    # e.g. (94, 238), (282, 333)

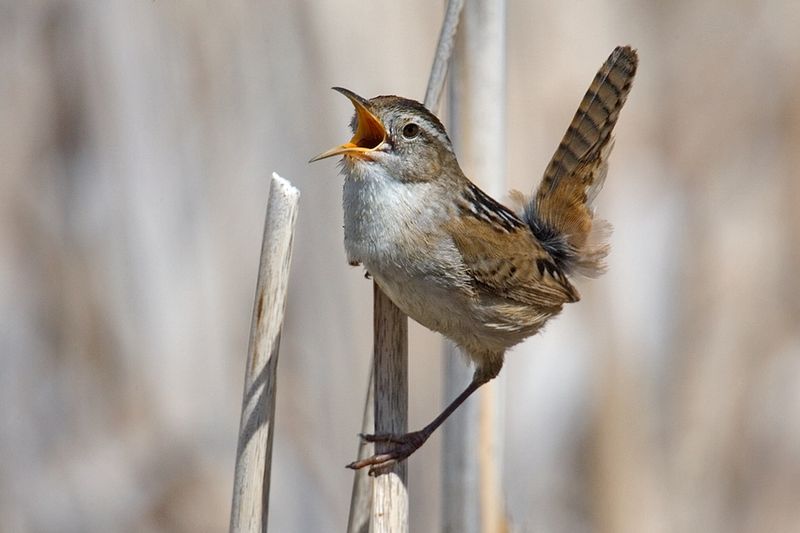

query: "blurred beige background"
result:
(2, 1), (800, 532)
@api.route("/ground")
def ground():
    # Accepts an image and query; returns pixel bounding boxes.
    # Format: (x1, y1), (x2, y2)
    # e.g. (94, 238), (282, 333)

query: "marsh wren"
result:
(311, 46), (638, 473)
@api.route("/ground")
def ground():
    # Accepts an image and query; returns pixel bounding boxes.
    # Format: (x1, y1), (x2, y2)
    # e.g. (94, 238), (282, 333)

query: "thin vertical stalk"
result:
(425, 0), (466, 112)
(351, 2), (465, 532)
(346, 364), (374, 533)
(230, 173), (300, 533)
(442, 342), (480, 533)
(446, 1), (508, 532)
(371, 286), (410, 532)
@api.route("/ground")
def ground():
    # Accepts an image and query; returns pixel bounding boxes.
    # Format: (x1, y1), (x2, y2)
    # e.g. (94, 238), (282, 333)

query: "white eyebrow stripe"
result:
(426, 126), (453, 148)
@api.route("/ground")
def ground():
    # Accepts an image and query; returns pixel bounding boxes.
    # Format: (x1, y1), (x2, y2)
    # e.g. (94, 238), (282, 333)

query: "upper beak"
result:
(309, 87), (387, 162)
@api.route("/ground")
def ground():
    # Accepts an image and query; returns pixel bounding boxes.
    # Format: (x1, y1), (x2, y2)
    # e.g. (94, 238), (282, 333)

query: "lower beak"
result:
(309, 87), (387, 162)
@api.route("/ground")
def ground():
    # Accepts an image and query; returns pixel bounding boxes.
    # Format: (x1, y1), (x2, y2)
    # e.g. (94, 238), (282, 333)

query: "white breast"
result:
(342, 164), (477, 338)
(342, 165), (440, 268)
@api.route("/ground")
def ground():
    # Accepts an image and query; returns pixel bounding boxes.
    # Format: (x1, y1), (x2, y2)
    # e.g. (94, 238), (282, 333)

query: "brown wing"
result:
(446, 215), (579, 309)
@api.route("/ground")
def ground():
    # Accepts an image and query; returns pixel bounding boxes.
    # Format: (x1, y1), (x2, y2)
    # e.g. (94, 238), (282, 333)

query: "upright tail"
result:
(520, 46), (638, 277)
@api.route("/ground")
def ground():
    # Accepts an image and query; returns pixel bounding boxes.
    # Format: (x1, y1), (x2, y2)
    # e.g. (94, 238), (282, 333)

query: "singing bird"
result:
(311, 46), (638, 473)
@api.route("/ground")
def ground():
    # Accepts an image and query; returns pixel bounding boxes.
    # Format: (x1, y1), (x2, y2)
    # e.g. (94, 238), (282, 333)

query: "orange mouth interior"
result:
(309, 88), (386, 162)
(350, 104), (385, 150)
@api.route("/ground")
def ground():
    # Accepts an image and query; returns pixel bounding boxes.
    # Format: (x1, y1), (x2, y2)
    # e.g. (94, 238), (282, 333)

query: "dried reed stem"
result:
(371, 286), (410, 532)
(446, 0), (508, 531)
(229, 173), (300, 533)
(346, 364), (374, 533)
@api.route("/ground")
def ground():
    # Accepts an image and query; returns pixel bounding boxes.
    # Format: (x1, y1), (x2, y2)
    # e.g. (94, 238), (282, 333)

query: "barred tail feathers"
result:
(521, 45), (638, 277)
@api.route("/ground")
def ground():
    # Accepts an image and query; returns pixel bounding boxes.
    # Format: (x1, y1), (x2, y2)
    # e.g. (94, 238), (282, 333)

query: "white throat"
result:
(341, 162), (442, 268)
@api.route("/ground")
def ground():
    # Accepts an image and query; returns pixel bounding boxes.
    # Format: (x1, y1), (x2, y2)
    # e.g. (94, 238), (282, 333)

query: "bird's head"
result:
(310, 87), (457, 182)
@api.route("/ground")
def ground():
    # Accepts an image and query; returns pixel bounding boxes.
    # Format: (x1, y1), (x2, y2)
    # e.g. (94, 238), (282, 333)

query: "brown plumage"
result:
(311, 46), (638, 474)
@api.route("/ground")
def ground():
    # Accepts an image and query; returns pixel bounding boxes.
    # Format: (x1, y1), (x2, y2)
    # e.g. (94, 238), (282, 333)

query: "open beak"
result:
(309, 87), (387, 162)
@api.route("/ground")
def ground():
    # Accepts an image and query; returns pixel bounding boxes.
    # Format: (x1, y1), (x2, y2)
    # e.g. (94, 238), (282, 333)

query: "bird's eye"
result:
(402, 123), (420, 139)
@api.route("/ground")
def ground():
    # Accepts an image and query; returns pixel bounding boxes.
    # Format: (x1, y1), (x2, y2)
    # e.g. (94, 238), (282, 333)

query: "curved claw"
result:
(347, 430), (430, 474)
(346, 453), (398, 475)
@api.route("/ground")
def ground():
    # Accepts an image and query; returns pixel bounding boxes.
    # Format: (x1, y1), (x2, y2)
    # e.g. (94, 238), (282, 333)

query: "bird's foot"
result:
(346, 430), (430, 476)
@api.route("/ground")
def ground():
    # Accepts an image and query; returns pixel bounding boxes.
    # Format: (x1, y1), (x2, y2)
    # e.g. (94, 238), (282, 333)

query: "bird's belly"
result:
(370, 267), (541, 355)
(372, 269), (474, 339)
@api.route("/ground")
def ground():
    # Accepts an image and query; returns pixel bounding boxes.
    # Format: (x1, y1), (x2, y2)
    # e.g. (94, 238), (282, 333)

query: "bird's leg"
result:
(346, 373), (489, 475)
